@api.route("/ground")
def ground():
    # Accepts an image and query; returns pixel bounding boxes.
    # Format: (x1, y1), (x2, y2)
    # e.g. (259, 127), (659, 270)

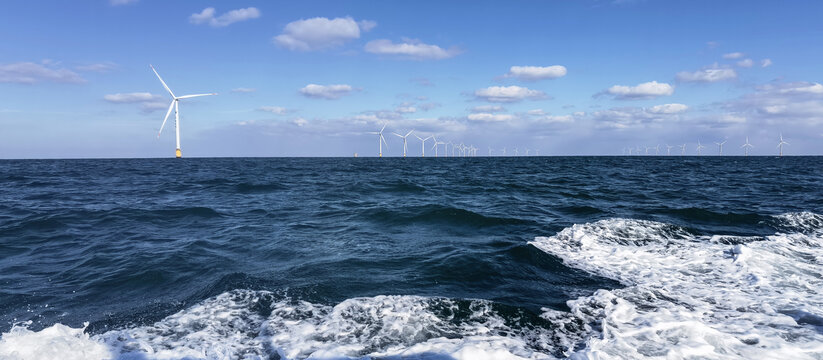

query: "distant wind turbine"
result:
(714, 140), (727, 156)
(392, 130), (414, 157)
(488, 146), (493, 156)
(151, 65), (217, 158)
(666, 144), (673, 156)
(525, 148), (530, 156)
(696, 140), (705, 156)
(679, 143), (686, 156)
(777, 134), (788, 157)
(414, 134), (432, 157)
(655, 144), (660, 155)
(500, 147), (507, 156)
(741, 137), (753, 156)
(368, 123), (389, 157)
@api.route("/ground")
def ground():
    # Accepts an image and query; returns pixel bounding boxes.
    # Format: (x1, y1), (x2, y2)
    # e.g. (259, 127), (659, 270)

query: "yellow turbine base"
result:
(175, 149), (182, 158)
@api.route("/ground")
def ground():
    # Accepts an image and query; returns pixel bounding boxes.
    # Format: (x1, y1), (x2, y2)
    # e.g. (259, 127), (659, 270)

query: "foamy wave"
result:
(530, 214), (823, 359)
(0, 322), (110, 360)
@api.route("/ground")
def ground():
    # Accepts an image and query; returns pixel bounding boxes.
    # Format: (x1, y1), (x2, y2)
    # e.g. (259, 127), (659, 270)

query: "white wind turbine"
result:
(777, 134), (788, 157)
(696, 140), (705, 156)
(415, 134), (432, 157)
(679, 143), (686, 156)
(525, 148), (531, 156)
(514, 147), (519, 156)
(393, 130), (414, 157)
(431, 135), (443, 157)
(500, 147), (507, 156)
(715, 140), (727, 156)
(741, 137), (753, 156)
(151, 65), (217, 158)
(666, 144), (673, 156)
(368, 123), (389, 157)
(535, 149), (539, 156)
(488, 146), (493, 156)
(655, 144), (660, 155)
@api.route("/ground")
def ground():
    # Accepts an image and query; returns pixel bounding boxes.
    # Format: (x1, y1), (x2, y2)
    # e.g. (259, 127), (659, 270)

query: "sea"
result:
(0, 156), (821, 360)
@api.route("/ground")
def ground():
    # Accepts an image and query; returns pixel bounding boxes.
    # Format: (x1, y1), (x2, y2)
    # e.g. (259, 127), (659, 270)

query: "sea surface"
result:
(0, 157), (822, 359)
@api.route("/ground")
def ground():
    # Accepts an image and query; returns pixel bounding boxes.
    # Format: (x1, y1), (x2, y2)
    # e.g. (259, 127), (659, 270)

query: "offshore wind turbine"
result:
(488, 146), (493, 156)
(525, 148), (530, 156)
(500, 147), (506, 156)
(741, 137), (753, 156)
(415, 134), (432, 157)
(666, 144), (673, 156)
(696, 140), (705, 156)
(368, 123), (389, 157)
(431, 136), (443, 157)
(714, 140), (727, 156)
(393, 130), (414, 157)
(679, 144), (686, 156)
(514, 147), (519, 156)
(151, 65), (217, 158)
(777, 134), (788, 157)
(655, 144), (660, 155)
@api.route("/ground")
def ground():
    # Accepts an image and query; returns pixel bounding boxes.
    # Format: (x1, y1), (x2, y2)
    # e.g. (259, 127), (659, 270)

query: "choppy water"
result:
(0, 157), (822, 359)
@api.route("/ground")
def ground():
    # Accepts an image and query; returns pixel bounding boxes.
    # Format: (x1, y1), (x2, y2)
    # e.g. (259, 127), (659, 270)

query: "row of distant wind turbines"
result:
(623, 135), (789, 157)
(369, 123), (541, 157)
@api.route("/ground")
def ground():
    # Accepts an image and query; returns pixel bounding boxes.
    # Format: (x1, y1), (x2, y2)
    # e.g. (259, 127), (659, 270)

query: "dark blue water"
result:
(1, 157), (822, 359)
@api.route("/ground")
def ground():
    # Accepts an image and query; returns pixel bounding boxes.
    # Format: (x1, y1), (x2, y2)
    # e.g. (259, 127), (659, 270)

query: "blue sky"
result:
(1, 0), (822, 158)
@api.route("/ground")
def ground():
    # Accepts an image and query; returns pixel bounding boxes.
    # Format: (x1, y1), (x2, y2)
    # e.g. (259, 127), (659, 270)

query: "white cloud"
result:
(526, 109), (546, 115)
(723, 81), (823, 126)
(231, 87), (256, 93)
(676, 65), (737, 83)
(103, 92), (162, 103)
(604, 81), (674, 100)
(737, 59), (754, 68)
(395, 106), (417, 113)
(761, 59), (773, 68)
(0, 62), (85, 84)
(274, 17), (373, 51)
(471, 105), (505, 113)
(299, 84), (356, 99)
(364, 39), (459, 60)
(258, 106), (288, 114)
(76, 62), (117, 72)
(191, 7), (260, 27)
(504, 65), (567, 81)
(110, 0), (137, 5)
(647, 103), (688, 114)
(190, 7), (260, 27)
(474, 86), (546, 103)
(774, 82), (823, 95)
(467, 113), (515, 122)
(722, 52), (745, 59)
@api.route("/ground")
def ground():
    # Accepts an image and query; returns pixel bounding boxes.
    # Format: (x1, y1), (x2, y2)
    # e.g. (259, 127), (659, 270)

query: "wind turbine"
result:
(777, 134), (788, 157)
(368, 123), (389, 157)
(654, 144), (660, 155)
(393, 130), (414, 157)
(741, 137), (753, 156)
(500, 147), (506, 156)
(525, 148), (531, 156)
(679, 144), (686, 156)
(666, 144), (673, 156)
(514, 147), (519, 156)
(151, 65), (217, 158)
(714, 140), (727, 156)
(431, 135), (443, 157)
(415, 134), (432, 157)
(696, 140), (705, 156)
(488, 146), (493, 156)
(645, 147), (651, 155)
(535, 149), (539, 156)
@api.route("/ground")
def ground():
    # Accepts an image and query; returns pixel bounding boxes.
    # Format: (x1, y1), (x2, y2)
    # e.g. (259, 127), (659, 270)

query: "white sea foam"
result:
(3, 212), (822, 359)
(530, 213), (823, 359)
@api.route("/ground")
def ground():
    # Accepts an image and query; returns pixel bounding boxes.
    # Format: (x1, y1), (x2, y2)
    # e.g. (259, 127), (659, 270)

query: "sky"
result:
(1, 0), (822, 158)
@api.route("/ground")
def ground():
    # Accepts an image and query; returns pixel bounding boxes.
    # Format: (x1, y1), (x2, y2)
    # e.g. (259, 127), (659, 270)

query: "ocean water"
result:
(0, 156), (822, 359)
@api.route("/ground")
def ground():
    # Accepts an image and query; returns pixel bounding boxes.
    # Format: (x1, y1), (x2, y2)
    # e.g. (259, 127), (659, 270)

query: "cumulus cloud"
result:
(526, 109), (546, 115)
(467, 113), (515, 122)
(395, 105), (417, 113)
(274, 17), (374, 51)
(737, 59), (754, 68)
(190, 7), (260, 27)
(299, 84), (356, 99)
(103, 92), (167, 112)
(647, 103), (688, 114)
(470, 105), (505, 113)
(676, 65), (737, 83)
(231, 87), (256, 93)
(722, 81), (823, 126)
(503, 65), (567, 81)
(364, 39), (460, 60)
(602, 81), (674, 100)
(474, 86), (547, 103)
(110, 0), (137, 5)
(0, 61), (85, 84)
(722, 52), (745, 59)
(761, 59), (773, 68)
(258, 106), (289, 114)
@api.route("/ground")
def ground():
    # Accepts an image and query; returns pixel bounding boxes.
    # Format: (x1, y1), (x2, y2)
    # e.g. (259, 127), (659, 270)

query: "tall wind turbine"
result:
(696, 140), (705, 156)
(514, 147), (519, 156)
(393, 130), (414, 157)
(415, 134), (432, 157)
(151, 65), (217, 158)
(714, 140), (727, 156)
(500, 147), (506, 156)
(655, 144), (660, 155)
(369, 123), (389, 157)
(666, 144), (673, 156)
(679, 143), (686, 156)
(741, 137), (753, 156)
(777, 134), (788, 157)
(431, 135), (443, 157)
(488, 146), (493, 156)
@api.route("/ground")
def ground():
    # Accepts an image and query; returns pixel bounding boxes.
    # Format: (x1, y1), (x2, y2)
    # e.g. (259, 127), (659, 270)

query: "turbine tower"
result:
(151, 65), (217, 158)
(368, 123), (389, 157)
(415, 134), (432, 157)
(777, 134), (788, 157)
(666, 144), (673, 156)
(741, 137), (753, 156)
(715, 140), (727, 156)
(696, 140), (705, 156)
(393, 130), (414, 157)
(679, 143), (686, 156)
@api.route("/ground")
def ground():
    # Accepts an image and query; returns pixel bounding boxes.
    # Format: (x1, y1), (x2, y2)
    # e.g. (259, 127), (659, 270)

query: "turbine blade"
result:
(176, 93), (217, 99)
(406, 130), (414, 137)
(158, 100), (175, 137)
(380, 123), (387, 133)
(381, 135), (389, 149)
(150, 65), (175, 98)
(392, 133), (403, 138)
